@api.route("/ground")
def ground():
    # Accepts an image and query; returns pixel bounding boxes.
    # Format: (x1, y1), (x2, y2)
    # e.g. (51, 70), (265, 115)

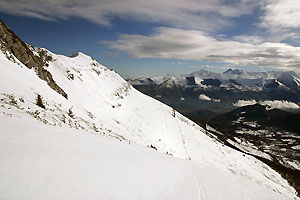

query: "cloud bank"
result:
(102, 27), (300, 71)
(0, 0), (259, 31)
(1, 0), (297, 40)
(233, 99), (300, 109)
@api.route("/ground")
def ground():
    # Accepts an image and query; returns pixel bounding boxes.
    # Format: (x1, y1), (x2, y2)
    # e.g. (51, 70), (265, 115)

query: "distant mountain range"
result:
(129, 68), (300, 90)
(127, 69), (300, 113)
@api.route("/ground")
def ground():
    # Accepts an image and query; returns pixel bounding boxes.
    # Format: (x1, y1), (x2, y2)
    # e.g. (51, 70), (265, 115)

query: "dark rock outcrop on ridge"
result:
(0, 19), (68, 99)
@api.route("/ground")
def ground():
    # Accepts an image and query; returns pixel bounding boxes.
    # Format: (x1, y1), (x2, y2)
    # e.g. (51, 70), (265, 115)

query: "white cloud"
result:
(199, 94), (212, 101)
(260, 0), (300, 30)
(233, 99), (300, 109)
(103, 27), (300, 72)
(199, 94), (220, 102)
(233, 100), (257, 107)
(260, 100), (300, 110)
(258, 0), (300, 43)
(0, 0), (260, 31)
(187, 65), (214, 69)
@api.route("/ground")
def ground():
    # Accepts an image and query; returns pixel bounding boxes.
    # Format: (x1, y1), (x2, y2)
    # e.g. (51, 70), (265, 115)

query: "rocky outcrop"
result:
(0, 19), (68, 99)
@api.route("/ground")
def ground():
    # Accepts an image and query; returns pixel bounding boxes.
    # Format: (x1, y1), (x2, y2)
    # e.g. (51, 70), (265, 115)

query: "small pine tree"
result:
(68, 107), (75, 118)
(36, 94), (45, 109)
(172, 109), (176, 117)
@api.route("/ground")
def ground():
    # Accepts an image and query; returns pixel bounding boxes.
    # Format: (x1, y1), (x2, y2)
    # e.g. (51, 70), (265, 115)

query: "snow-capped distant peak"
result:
(223, 68), (245, 75)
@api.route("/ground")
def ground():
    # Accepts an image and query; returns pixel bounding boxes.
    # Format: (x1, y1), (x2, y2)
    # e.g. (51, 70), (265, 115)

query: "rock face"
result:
(201, 78), (221, 86)
(185, 76), (196, 85)
(0, 19), (68, 99)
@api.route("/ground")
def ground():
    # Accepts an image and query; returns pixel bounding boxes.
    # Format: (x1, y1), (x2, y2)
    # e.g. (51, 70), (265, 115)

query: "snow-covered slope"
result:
(0, 23), (299, 199)
(0, 49), (298, 199)
(0, 116), (294, 200)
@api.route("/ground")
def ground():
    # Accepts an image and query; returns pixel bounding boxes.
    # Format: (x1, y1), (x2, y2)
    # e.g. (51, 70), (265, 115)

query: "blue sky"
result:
(0, 0), (300, 77)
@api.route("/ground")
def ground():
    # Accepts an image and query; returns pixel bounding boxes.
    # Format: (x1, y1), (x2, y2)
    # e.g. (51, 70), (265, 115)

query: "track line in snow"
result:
(190, 163), (208, 200)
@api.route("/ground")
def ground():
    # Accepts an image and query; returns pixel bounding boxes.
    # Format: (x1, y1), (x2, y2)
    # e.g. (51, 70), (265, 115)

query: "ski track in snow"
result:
(191, 164), (207, 200)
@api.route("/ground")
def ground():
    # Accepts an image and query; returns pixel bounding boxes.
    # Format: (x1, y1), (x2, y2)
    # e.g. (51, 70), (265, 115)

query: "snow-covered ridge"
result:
(0, 25), (299, 199)
(128, 68), (300, 92)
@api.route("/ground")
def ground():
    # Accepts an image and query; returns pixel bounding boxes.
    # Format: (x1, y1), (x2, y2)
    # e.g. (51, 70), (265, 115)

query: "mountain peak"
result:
(71, 52), (80, 58)
(223, 68), (244, 75)
(71, 52), (88, 58)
